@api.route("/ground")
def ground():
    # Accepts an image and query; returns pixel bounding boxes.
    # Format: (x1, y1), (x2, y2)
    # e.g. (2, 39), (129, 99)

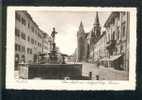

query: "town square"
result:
(14, 10), (129, 80)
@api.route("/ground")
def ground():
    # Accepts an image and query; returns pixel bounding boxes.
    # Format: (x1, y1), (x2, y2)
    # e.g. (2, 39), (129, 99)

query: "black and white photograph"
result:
(6, 7), (136, 90)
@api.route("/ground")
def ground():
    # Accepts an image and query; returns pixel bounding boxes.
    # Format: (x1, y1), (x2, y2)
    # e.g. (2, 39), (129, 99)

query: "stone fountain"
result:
(19, 27), (83, 80)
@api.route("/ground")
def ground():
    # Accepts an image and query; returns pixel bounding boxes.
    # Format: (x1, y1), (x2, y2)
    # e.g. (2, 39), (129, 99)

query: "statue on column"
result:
(51, 27), (57, 43)
(48, 27), (58, 64)
(51, 27), (58, 51)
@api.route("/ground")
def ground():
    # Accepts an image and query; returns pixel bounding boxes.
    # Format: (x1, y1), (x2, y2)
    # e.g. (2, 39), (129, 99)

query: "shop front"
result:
(108, 54), (124, 70)
(100, 54), (124, 70)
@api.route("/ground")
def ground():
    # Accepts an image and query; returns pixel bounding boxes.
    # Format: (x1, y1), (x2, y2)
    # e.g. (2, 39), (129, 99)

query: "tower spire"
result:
(94, 12), (100, 26)
(91, 11), (101, 40)
(78, 21), (85, 33)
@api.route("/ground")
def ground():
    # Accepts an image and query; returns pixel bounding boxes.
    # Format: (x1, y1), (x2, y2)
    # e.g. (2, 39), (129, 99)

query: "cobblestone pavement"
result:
(81, 62), (129, 80)
(81, 62), (99, 80)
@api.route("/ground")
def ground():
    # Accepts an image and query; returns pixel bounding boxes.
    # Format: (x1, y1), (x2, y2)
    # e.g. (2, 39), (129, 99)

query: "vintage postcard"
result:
(6, 7), (136, 90)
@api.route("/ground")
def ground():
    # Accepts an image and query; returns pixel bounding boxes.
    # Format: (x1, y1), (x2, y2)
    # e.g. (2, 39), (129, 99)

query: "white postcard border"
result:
(6, 7), (136, 90)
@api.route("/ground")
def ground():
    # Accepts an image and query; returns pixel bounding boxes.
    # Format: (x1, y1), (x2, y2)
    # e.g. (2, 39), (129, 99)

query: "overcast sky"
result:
(27, 11), (111, 55)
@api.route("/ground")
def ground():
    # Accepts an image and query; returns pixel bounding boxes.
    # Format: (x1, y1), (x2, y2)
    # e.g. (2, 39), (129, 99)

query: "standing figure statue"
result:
(51, 27), (58, 51)
(51, 27), (58, 43)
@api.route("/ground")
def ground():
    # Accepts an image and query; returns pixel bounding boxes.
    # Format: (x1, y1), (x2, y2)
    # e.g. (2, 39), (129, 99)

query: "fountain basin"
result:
(19, 63), (82, 80)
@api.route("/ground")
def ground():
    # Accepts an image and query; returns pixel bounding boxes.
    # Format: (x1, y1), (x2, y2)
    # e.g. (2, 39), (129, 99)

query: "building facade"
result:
(76, 11), (129, 71)
(93, 31), (107, 63)
(77, 12), (101, 62)
(104, 12), (130, 71)
(15, 11), (51, 69)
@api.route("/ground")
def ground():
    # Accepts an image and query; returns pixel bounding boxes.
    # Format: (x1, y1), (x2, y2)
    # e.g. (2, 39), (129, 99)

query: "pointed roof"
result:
(78, 21), (85, 33)
(93, 12), (100, 26)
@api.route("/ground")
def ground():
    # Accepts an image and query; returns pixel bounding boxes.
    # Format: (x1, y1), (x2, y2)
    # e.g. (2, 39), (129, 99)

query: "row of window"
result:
(15, 28), (26, 40)
(27, 48), (32, 54)
(15, 28), (42, 47)
(16, 12), (42, 39)
(107, 22), (126, 42)
(28, 36), (42, 47)
(16, 12), (26, 25)
(15, 44), (32, 54)
(15, 44), (48, 55)
(15, 44), (26, 53)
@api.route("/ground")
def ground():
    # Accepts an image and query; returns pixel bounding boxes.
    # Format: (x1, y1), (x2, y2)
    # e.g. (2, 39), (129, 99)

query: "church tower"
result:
(77, 21), (85, 61)
(90, 12), (101, 44)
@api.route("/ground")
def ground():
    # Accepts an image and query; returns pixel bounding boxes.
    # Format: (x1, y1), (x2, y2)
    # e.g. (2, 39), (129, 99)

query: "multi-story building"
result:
(93, 31), (107, 64)
(15, 11), (51, 69)
(76, 11), (129, 72)
(42, 32), (52, 53)
(104, 12), (130, 71)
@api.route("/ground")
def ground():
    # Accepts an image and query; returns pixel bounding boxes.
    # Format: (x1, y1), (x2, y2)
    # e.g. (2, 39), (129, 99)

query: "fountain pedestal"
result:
(48, 50), (58, 64)
(48, 42), (58, 64)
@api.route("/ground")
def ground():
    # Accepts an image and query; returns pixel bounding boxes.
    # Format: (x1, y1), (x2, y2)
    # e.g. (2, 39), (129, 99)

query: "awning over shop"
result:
(109, 54), (122, 61)
(100, 54), (122, 61)
(100, 57), (109, 61)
